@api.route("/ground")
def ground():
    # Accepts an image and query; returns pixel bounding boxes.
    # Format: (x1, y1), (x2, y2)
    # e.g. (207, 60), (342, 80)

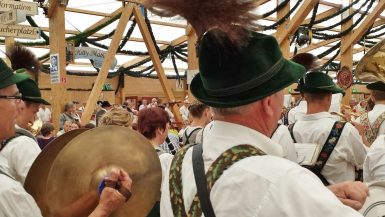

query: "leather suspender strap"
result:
(270, 124), (281, 139)
(184, 127), (202, 145)
(306, 121), (346, 186)
(192, 143), (216, 217)
(287, 123), (297, 143)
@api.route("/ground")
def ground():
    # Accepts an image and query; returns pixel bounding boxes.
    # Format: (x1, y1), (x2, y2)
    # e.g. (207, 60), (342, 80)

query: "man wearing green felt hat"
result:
(357, 81), (385, 183)
(1, 46), (51, 186)
(355, 81), (385, 146)
(1, 77), (51, 185)
(289, 71), (366, 186)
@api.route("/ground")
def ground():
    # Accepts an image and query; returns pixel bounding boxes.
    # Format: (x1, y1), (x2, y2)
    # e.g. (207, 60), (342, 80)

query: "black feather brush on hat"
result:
(6, 45), (41, 83)
(143, 0), (260, 45)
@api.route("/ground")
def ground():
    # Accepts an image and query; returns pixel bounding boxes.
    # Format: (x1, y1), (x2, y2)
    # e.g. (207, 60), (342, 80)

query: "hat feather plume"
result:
(143, 0), (260, 42)
(6, 45), (40, 75)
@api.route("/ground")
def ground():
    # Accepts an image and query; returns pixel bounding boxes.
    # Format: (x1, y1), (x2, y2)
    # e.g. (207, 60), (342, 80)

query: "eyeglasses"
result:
(0, 94), (23, 102)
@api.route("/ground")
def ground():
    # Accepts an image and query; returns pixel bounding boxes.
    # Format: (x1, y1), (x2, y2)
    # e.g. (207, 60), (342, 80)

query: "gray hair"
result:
(63, 102), (74, 112)
(211, 103), (254, 116)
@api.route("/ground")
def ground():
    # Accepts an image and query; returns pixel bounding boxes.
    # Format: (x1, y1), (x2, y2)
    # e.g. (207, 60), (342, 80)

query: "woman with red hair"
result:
(137, 107), (170, 153)
(137, 107), (174, 217)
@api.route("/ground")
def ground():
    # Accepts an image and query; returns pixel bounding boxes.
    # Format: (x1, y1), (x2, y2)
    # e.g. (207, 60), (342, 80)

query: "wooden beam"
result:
(4, 37), (14, 67)
(293, 38), (339, 56)
(121, 35), (187, 68)
(66, 7), (187, 28)
(133, 5), (182, 123)
(276, 0), (291, 57)
(340, 1), (385, 54)
(186, 26), (198, 101)
(66, 7), (111, 17)
(256, 0), (270, 6)
(340, 0), (353, 106)
(320, 0), (385, 20)
(49, 2), (67, 131)
(81, 5), (133, 124)
(303, 8), (338, 25)
(47, 0), (58, 18)
(84, 7), (123, 32)
(277, 0), (319, 46)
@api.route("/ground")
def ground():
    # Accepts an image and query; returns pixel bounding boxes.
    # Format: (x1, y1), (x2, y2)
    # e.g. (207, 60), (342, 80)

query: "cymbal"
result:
(25, 129), (88, 216)
(26, 126), (162, 217)
(355, 39), (385, 82)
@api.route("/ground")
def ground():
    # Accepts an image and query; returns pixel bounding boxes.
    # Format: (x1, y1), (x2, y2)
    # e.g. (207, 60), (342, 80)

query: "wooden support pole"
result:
(276, 0), (290, 57)
(4, 37), (14, 66)
(49, 0), (67, 130)
(277, 0), (319, 47)
(81, 4), (133, 124)
(187, 25), (198, 101)
(340, 0), (353, 106)
(133, 5), (182, 123)
(340, 1), (385, 55)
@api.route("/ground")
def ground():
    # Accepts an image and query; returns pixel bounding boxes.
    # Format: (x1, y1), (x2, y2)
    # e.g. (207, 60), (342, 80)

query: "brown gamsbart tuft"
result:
(143, 0), (260, 43)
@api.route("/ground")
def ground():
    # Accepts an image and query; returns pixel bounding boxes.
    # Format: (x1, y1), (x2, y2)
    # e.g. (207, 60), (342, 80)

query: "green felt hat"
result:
(367, 81), (385, 91)
(298, 71), (344, 94)
(0, 58), (29, 89)
(17, 78), (50, 105)
(190, 30), (306, 108)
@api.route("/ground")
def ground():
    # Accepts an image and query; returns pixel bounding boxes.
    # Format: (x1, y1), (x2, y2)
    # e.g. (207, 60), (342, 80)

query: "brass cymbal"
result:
(28, 126), (162, 217)
(25, 129), (88, 216)
(355, 39), (385, 82)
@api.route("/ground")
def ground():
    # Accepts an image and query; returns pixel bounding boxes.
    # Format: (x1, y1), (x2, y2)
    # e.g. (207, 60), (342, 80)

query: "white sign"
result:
(74, 47), (117, 70)
(50, 54), (60, 84)
(0, 0), (38, 16)
(0, 9), (26, 24)
(186, 69), (199, 85)
(0, 24), (40, 39)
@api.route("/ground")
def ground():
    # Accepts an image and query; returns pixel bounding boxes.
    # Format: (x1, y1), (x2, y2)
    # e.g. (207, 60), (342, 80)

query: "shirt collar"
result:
(203, 121), (283, 158)
(299, 112), (333, 121)
(373, 104), (385, 111)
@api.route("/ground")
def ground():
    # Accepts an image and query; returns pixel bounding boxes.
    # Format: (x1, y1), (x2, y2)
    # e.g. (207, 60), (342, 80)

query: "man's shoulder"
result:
(0, 174), (22, 192)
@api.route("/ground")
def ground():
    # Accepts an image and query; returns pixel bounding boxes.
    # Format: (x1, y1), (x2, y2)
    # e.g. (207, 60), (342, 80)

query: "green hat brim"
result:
(191, 59), (305, 108)
(23, 96), (51, 105)
(0, 72), (29, 89)
(367, 81), (385, 91)
(300, 86), (345, 95)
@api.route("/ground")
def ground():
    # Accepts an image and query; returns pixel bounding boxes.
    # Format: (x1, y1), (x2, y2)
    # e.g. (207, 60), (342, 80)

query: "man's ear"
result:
(260, 95), (274, 118)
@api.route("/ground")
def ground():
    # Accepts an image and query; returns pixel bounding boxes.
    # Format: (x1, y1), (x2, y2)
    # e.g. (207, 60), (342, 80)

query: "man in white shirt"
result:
(139, 99), (148, 111)
(291, 72), (367, 185)
(1, 78), (51, 185)
(179, 99), (190, 123)
(138, 8), (367, 215)
(36, 104), (51, 123)
(288, 100), (307, 124)
(356, 81), (385, 144)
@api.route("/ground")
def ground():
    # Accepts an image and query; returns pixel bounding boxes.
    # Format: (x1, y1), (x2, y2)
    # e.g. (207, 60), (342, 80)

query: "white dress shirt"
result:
(292, 112), (367, 184)
(179, 105), (189, 122)
(0, 154), (42, 217)
(288, 101), (307, 124)
(1, 127), (41, 185)
(271, 124), (298, 163)
(160, 121), (362, 216)
(36, 107), (51, 123)
(356, 104), (385, 139)
(363, 135), (385, 182)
